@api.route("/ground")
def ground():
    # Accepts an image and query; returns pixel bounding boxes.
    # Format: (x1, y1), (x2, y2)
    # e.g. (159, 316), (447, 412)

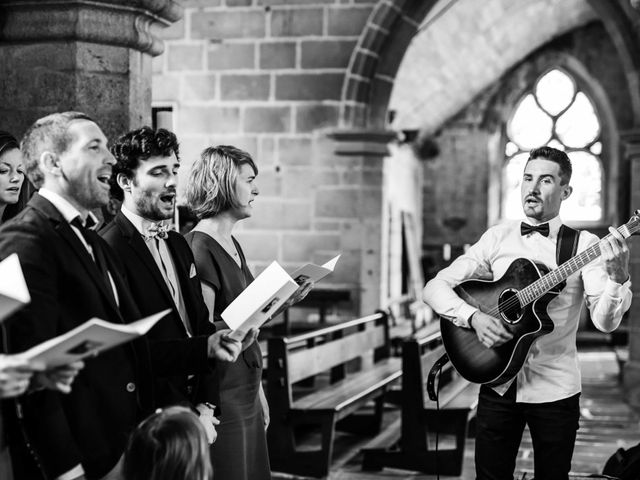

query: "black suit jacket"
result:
(0, 194), (154, 480)
(100, 211), (218, 408)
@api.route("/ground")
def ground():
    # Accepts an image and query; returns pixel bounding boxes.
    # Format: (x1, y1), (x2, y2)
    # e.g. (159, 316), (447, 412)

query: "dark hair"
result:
(0, 131), (19, 156)
(0, 131), (32, 222)
(21, 112), (94, 188)
(123, 406), (212, 480)
(110, 126), (180, 201)
(186, 145), (258, 219)
(527, 146), (572, 185)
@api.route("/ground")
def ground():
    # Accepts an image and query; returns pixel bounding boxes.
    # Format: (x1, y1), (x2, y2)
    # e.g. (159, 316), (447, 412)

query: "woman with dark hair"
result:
(123, 406), (213, 480)
(0, 131), (28, 224)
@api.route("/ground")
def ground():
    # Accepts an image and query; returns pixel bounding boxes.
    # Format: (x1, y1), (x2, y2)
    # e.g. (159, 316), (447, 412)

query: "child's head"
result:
(123, 406), (213, 480)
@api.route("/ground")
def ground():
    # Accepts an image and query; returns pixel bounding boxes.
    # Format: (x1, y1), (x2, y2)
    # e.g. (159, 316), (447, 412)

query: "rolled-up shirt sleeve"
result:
(422, 230), (496, 328)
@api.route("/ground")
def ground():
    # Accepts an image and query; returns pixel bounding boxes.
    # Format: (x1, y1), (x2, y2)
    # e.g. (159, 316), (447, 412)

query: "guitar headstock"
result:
(620, 210), (640, 237)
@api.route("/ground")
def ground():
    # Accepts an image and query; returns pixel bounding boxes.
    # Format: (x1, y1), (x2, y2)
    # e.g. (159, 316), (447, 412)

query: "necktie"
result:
(70, 217), (115, 301)
(520, 222), (550, 237)
(147, 236), (192, 336)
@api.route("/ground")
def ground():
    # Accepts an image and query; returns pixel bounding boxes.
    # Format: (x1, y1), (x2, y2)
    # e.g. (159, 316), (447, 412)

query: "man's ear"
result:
(117, 172), (133, 193)
(562, 185), (573, 200)
(40, 151), (61, 176)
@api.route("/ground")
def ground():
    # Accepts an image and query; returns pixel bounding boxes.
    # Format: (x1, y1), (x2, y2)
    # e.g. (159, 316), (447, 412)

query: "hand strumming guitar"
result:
(469, 311), (513, 348)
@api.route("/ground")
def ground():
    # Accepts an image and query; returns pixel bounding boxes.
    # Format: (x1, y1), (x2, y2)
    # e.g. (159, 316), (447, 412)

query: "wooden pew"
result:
(266, 311), (402, 478)
(361, 329), (479, 476)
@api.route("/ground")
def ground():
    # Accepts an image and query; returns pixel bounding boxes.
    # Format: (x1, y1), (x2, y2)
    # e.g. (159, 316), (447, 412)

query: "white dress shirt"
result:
(423, 216), (632, 403)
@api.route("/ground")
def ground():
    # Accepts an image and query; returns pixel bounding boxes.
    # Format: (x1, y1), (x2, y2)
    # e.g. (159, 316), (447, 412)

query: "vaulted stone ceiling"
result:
(389, 0), (597, 133)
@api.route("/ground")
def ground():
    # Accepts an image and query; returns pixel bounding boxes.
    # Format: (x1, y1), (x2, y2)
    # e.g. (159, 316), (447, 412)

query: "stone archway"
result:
(339, 0), (438, 129)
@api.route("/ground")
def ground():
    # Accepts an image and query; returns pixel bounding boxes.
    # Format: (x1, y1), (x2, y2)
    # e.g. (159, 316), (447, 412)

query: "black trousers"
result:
(475, 382), (580, 480)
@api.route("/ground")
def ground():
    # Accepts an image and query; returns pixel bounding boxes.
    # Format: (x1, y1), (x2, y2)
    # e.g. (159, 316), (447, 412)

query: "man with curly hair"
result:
(100, 126), (256, 445)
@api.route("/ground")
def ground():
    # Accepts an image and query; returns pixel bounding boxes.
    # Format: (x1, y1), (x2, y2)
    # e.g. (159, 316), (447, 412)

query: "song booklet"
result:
(222, 255), (341, 341)
(22, 309), (171, 368)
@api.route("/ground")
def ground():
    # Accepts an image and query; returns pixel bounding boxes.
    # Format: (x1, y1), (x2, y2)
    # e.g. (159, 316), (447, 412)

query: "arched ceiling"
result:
(389, 0), (597, 133)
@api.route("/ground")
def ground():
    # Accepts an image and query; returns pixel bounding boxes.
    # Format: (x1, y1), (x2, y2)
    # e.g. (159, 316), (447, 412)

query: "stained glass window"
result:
(502, 69), (603, 222)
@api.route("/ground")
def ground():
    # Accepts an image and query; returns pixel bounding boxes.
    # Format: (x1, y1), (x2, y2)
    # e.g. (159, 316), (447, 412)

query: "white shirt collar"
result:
(39, 188), (98, 226)
(121, 204), (169, 238)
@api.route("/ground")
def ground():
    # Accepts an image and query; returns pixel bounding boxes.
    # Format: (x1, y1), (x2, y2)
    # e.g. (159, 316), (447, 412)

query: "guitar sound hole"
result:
(499, 289), (522, 324)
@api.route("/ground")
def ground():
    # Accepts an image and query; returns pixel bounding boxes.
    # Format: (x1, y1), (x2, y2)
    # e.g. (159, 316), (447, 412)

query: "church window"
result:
(502, 69), (603, 222)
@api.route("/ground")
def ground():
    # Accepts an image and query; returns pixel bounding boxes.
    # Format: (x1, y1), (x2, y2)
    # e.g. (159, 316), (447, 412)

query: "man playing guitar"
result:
(423, 146), (631, 480)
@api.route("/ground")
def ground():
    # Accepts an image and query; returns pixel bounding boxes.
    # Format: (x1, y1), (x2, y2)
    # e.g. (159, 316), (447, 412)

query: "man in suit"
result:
(100, 126), (256, 442)
(0, 113), (243, 480)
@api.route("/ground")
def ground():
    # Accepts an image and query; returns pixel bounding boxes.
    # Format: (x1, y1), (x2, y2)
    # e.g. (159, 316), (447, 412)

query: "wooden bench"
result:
(266, 311), (402, 478)
(384, 295), (436, 355)
(362, 329), (479, 476)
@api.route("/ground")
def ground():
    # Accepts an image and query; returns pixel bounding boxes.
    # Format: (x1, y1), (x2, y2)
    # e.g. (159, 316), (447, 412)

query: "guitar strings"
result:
(482, 243), (601, 318)
(480, 229), (621, 319)
(479, 220), (635, 319)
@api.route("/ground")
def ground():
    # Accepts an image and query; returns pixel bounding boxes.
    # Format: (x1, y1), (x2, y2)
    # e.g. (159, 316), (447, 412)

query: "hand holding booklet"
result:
(222, 255), (340, 341)
(21, 309), (171, 368)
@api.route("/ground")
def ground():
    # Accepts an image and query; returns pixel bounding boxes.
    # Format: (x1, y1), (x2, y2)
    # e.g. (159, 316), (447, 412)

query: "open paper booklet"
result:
(222, 255), (340, 341)
(21, 309), (171, 369)
(0, 253), (31, 323)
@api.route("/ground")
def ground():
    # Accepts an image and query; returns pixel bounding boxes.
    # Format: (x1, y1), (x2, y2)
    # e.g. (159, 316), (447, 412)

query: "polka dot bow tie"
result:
(146, 223), (169, 240)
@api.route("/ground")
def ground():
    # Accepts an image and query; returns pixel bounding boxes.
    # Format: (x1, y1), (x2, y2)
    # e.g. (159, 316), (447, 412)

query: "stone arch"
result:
(340, 0), (438, 129)
(342, 0), (640, 132)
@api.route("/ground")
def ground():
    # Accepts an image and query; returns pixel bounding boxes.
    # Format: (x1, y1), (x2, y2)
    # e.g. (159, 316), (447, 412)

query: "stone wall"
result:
(153, 0), (391, 315)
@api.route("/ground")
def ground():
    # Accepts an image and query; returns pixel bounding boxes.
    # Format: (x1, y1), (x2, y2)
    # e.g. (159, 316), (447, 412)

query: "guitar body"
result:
(440, 258), (557, 387)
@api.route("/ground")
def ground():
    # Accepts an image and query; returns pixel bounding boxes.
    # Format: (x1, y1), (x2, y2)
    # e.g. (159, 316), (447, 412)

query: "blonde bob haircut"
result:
(186, 145), (258, 219)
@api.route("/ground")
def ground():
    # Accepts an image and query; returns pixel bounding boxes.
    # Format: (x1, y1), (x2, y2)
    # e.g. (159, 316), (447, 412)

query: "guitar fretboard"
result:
(516, 219), (637, 307)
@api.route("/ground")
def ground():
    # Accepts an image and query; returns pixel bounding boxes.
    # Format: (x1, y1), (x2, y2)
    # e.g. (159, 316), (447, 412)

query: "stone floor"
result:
(272, 347), (640, 480)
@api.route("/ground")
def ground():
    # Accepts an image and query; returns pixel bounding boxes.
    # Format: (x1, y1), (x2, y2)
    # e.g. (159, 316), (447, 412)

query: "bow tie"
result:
(520, 222), (550, 237)
(72, 215), (97, 231)
(145, 223), (169, 240)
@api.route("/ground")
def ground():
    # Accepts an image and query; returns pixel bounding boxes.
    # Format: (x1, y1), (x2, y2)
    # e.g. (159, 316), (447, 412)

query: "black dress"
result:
(185, 231), (270, 480)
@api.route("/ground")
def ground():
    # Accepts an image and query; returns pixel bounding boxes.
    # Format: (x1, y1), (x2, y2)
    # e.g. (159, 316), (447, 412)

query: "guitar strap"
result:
(427, 224), (581, 399)
(555, 224), (580, 291)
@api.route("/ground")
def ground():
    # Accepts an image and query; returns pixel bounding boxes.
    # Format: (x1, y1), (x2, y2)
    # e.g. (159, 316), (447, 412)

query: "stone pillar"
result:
(620, 129), (640, 407)
(0, 0), (182, 139)
(314, 129), (396, 316)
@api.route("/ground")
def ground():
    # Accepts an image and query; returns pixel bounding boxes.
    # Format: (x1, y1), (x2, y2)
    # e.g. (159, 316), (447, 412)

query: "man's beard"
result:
(134, 192), (174, 221)
(64, 172), (108, 210)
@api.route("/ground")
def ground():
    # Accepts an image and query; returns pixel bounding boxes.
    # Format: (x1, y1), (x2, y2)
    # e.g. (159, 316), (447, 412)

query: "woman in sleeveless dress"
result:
(184, 145), (271, 480)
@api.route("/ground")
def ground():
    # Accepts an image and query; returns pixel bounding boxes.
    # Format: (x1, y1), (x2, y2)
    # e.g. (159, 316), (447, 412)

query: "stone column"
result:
(620, 129), (640, 407)
(314, 129), (396, 316)
(0, 0), (182, 139)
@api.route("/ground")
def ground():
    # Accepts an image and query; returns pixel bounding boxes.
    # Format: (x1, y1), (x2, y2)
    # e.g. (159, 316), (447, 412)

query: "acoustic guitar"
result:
(440, 213), (640, 387)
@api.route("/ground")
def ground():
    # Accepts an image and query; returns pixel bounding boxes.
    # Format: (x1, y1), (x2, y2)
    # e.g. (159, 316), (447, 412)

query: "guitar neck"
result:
(517, 221), (636, 307)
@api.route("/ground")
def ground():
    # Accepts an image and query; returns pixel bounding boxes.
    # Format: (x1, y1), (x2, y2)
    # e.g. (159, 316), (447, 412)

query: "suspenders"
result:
(556, 224), (580, 267)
